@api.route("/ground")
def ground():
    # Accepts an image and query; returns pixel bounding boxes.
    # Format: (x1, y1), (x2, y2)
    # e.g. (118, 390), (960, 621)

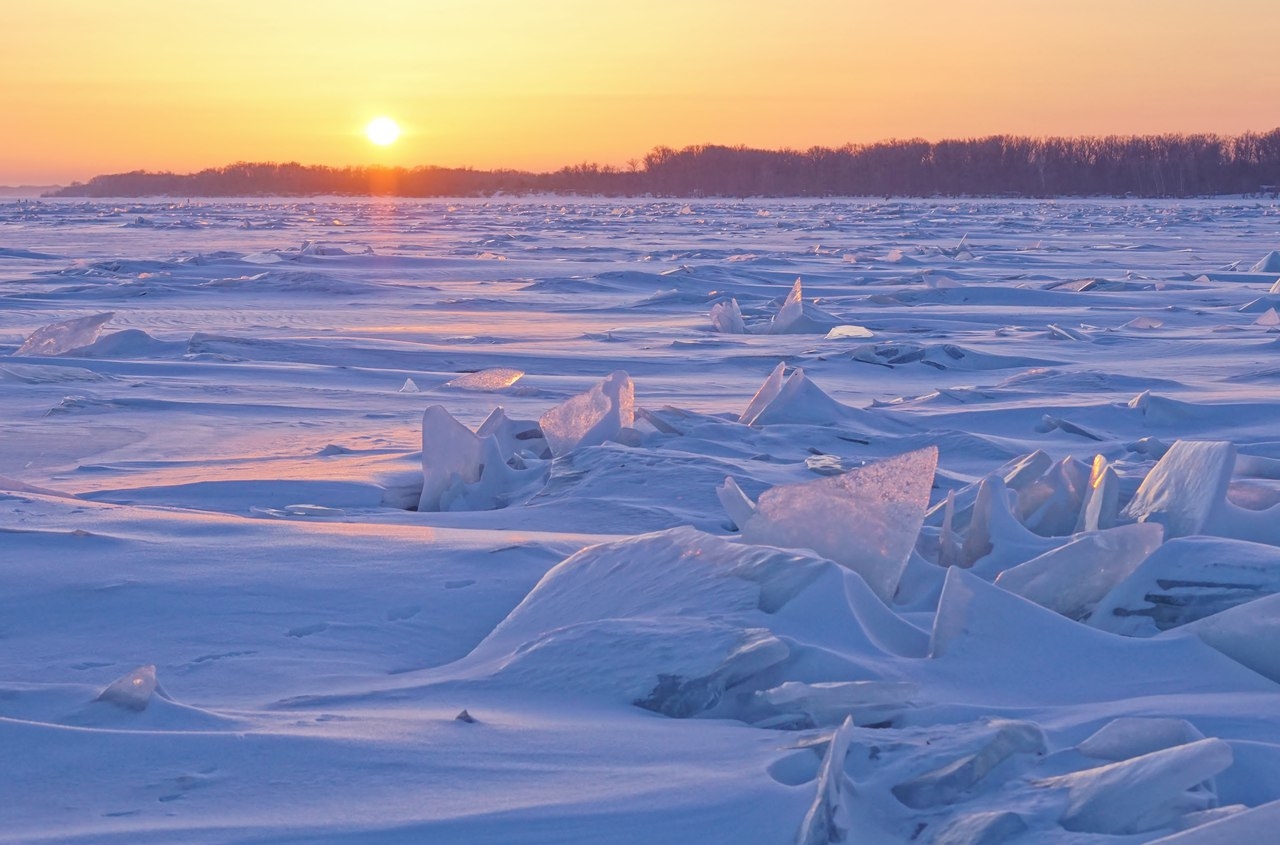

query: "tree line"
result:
(49, 130), (1280, 199)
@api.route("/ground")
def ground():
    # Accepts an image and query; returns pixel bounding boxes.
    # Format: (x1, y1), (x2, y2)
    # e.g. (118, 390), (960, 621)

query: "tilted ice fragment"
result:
(739, 362), (786, 424)
(15, 312), (115, 357)
(1090, 536), (1280, 636)
(539, 370), (634, 457)
(1076, 455), (1121, 532)
(716, 476), (756, 530)
(767, 278), (840, 335)
(1183, 591), (1280, 683)
(1253, 307), (1280, 327)
(444, 367), (525, 391)
(1016, 456), (1090, 536)
(746, 368), (851, 427)
(892, 721), (1045, 809)
(476, 406), (548, 460)
(419, 406), (487, 511)
(994, 523), (1164, 620)
(796, 715), (856, 845)
(709, 297), (746, 333)
(752, 680), (917, 727)
(740, 447), (937, 603)
(1144, 798), (1280, 844)
(1123, 316), (1165, 329)
(1123, 440), (1235, 538)
(1077, 718), (1205, 762)
(929, 811), (1027, 845)
(1045, 738), (1232, 834)
(1249, 250), (1280, 274)
(95, 664), (157, 711)
(398, 377), (419, 393)
(960, 475), (1060, 574)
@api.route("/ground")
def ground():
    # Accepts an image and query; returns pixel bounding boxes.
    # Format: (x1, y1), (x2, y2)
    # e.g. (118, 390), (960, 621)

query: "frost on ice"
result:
(737, 446), (937, 603)
(538, 370), (634, 457)
(15, 312), (115, 357)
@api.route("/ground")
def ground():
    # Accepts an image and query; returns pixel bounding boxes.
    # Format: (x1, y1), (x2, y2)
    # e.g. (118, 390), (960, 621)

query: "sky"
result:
(4, 0), (1279, 184)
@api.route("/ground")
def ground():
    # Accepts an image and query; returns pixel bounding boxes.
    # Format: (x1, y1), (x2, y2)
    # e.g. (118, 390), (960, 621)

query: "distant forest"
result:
(49, 130), (1280, 199)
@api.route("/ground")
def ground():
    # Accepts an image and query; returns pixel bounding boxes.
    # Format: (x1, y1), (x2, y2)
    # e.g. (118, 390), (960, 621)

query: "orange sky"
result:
(5, 0), (1279, 184)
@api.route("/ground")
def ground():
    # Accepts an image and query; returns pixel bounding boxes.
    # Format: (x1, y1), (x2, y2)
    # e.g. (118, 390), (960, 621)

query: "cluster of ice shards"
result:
(709, 278), (850, 336)
(418, 405), (548, 511)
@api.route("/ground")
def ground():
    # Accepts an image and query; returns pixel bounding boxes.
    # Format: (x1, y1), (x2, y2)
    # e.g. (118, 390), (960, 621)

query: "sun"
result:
(365, 117), (400, 146)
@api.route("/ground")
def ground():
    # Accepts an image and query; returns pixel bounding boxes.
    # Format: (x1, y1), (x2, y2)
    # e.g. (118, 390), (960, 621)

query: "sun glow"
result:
(365, 117), (400, 147)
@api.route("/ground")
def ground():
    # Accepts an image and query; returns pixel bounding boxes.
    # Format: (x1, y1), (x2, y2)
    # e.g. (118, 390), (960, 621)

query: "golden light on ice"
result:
(365, 117), (400, 146)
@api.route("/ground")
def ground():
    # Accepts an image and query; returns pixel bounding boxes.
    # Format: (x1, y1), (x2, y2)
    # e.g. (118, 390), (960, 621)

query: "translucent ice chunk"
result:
(709, 298), (746, 333)
(1253, 307), (1280, 327)
(740, 447), (937, 602)
(539, 371), (634, 457)
(744, 367), (850, 427)
(419, 405), (487, 511)
(15, 312), (115, 357)
(1078, 718), (1205, 762)
(1123, 441), (1236, 538)
(994, 523), (1164, 620)
(1047, 739), (1232, 834)
(444, 367), (524, 391)
(1090, 536), (1280, 636)
(739, 362), (786, 425)
(398, 377), (419, 393)
(797, 716), (856, 845)
(1076, 455), (1121, 532)
(716, 476), (756, 530)
(767, 278), (840, 335)
(95, 664), (157, 711)
(824, 324), (874, 340)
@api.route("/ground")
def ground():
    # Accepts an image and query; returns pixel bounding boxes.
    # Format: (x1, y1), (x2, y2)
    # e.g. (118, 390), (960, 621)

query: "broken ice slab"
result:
(1123, 440), (1235, 538)
(1077, 717), (1205, 762)
(767, 278), (840, 335)
(709, 297), (746, 333)
(752, 680), (917, 727)
(739, 361), (785, 425)
(739, 446), (937, 603)
(891, 720), (1044, 809)
(15, 312), (115, 357)
(538, 370), (634, 457)
(443, 367), (524, 391)
(1089, 536), (1280, 636)
(1076, 454), (1121, 532)
(796, 716), (856, 845)
(418, 405), (547, 511)
(993, 522), (1164, 621)
(95, 664), (157, 711)
(1045, 738), (1231, 834)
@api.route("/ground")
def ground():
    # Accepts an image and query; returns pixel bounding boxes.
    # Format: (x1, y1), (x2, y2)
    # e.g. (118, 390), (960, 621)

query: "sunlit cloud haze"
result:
(5, 0), (1279, 184)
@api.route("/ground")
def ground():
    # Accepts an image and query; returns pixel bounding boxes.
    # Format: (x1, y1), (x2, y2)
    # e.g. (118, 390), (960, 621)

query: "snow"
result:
(5, 197), (1280, 844)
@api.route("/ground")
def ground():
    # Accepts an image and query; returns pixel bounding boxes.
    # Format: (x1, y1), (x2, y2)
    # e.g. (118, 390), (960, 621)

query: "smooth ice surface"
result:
(739, 447), (937, 602)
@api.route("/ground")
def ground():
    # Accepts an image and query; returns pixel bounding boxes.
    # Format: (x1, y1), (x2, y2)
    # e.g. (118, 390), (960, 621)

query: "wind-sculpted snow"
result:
(7, 197), (1280, 843)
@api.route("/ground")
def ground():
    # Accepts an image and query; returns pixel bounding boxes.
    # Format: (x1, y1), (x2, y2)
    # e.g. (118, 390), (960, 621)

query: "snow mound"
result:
(14, 312), (114, 357)
(1249, 250), (1280, 274)
(1078, 717), (1206, 761)
(1146, 798), (1280, 844)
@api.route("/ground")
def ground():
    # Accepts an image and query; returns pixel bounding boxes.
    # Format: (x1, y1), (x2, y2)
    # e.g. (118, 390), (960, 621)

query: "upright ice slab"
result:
(539, 370), (634, 457)
(738, 447), (937, 603)
(1124, 440), (1235, 538)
